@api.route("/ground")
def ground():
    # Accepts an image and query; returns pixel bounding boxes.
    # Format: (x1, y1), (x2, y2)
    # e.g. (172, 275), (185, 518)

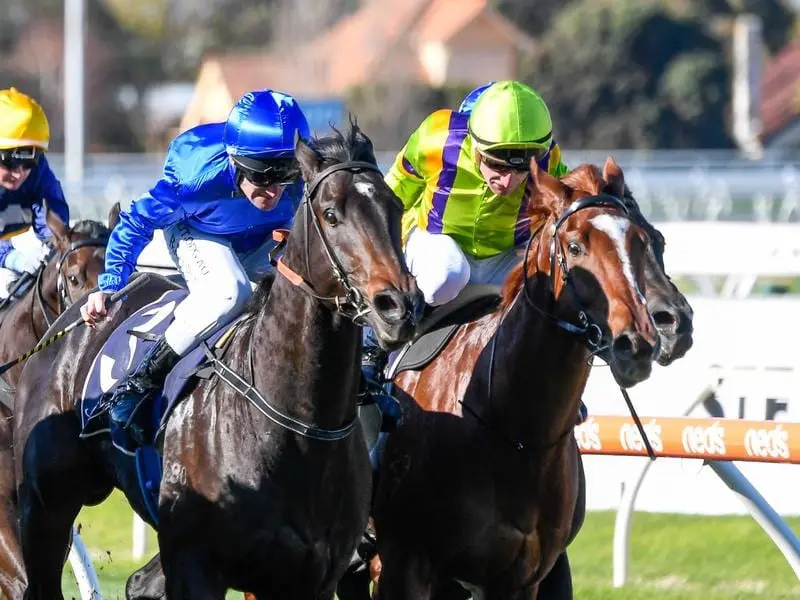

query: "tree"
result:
(526, 0), (733, 149)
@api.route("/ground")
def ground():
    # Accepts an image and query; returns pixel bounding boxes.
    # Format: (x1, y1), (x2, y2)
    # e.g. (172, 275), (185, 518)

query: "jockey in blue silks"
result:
(81, 89), (310, 446)
(0, 87), (70, 299)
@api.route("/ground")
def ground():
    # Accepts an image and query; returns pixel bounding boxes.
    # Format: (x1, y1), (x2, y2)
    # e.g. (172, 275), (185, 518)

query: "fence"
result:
(575, 411), (800, 587)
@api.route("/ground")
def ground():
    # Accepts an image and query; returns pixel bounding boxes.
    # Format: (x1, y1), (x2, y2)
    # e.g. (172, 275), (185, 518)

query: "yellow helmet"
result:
(0, 88), (50, 151)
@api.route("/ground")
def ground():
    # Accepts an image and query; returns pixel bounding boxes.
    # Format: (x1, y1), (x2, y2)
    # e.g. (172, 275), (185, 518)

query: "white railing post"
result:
(68, 527), (102, 599)
(132, 513), (148, 560)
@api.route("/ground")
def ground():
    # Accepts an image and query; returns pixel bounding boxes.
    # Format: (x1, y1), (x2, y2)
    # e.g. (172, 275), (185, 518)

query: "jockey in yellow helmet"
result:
(360, 81), (569, 438)
(0, 88), (69, 299)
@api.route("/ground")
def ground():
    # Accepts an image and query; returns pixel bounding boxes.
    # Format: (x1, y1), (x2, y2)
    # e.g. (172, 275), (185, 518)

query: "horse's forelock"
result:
(69, 218), (111, 240)
(312, 119), (375, 167)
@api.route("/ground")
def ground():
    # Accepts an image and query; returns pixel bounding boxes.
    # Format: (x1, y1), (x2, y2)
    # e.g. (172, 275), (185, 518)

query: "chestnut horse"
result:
(0, 206), (117, 600)
(13, 123), (423, 599)
(369, 157), (658, 599)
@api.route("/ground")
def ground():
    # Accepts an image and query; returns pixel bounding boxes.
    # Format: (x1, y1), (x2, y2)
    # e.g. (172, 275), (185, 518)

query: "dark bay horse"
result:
(13, 123), (423, 599)
(619, 188), (692, 366)
(0, 206), (117, 600)
(369, 157), (658, 599)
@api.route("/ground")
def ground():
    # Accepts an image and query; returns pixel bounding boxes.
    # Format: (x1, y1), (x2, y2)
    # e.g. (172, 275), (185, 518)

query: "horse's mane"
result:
(501, 164), (607, 308)
(246, 118), (376, 311)
(70, 218), (111, 240)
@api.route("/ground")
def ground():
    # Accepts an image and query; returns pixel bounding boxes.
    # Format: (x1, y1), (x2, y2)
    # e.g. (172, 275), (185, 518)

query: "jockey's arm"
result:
(99, 177), (183, 293)
(31, 160), (70, 242)
(384, 114), (439, 212)
(385, 149), (426, 212)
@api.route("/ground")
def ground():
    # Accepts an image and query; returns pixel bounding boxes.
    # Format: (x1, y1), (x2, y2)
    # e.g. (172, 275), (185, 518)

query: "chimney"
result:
(732, 14), (764, 159)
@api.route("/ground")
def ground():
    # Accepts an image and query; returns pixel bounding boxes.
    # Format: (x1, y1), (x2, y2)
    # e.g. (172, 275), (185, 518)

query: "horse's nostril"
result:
(612, 334), (633, 358)
(373, 290), (404, 318)
(613, 333), (653, 361)
(652, 309), (677, 331)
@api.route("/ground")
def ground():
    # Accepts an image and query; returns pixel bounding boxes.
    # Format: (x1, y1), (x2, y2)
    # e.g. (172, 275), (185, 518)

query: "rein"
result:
(274, 160), (382, 323)
(461, 194), (656, 460)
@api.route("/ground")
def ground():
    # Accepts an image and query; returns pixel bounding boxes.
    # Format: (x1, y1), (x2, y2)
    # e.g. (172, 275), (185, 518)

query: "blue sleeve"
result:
(0, 241), (13, 267)
(99, 177), (184, 292)
(31, 161), (70, 242)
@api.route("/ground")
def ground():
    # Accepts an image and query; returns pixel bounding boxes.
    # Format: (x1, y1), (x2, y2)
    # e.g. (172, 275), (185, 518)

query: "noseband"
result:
(275, 160), (384, 324)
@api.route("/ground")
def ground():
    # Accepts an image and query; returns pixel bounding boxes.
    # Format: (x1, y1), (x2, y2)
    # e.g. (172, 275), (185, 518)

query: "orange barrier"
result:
(574, 416), (800, 464)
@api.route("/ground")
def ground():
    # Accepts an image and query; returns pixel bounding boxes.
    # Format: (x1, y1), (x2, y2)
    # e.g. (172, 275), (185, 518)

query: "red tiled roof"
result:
(761, 41), (800, 139)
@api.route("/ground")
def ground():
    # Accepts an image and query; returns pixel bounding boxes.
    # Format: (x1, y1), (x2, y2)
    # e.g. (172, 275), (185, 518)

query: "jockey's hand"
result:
(81, 290), (111, 328)
(4, 249), (43, 275)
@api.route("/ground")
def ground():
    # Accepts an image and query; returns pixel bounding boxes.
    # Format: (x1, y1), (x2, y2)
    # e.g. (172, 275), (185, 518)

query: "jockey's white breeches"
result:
(0, 233), (48, 300)
(162, 222), (275, 355)
(403, 227), (522, 306)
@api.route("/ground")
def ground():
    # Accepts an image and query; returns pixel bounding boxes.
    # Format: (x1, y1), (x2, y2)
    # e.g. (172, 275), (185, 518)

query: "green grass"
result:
(61, 491), (800, 599)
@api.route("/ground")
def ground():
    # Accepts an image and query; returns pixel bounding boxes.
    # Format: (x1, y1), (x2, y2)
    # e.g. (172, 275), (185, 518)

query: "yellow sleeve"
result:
(385, 109), (453, 212)
(548, 142), (570, 178)
(385, 142), (426, 212)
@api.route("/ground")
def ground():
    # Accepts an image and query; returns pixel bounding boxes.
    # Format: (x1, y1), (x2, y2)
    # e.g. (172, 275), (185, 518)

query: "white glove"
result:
(5, 249), (44, 275)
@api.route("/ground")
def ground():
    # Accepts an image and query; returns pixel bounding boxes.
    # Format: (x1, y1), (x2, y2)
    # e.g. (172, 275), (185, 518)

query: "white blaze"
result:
(589, 214), (645, 303)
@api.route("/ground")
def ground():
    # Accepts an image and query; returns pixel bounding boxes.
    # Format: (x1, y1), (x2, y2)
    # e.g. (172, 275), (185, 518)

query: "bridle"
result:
(461, 193), (657, 461)
(35, 236), (109, 329)
(203, 159), (391, 443)
(272, 160), (386, 324)
(521, 193), (629, 355)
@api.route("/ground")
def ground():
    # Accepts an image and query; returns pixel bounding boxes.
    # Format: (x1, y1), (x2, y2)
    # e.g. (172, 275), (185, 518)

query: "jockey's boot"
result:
(108, 336), (181, 447)
(359, 343), (401, 432)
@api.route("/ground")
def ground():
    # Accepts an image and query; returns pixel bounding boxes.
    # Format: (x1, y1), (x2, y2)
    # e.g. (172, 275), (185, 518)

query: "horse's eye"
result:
(567, 242), (582, 258)
(68, 275), (79, 285)
(323, 209), (338, 226)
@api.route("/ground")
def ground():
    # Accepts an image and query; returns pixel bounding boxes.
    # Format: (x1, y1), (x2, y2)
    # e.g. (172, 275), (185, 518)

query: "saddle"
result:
(387, 284), (502, 378)
(78, 287), (248, 523)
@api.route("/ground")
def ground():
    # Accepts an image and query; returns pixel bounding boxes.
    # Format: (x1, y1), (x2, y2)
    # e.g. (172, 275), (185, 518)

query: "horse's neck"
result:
(475, 264), (590, 449)
(241, 273), (360, 430)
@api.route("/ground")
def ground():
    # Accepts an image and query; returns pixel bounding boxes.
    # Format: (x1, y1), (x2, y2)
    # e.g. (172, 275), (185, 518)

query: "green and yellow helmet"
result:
(468, 81), (552, 168)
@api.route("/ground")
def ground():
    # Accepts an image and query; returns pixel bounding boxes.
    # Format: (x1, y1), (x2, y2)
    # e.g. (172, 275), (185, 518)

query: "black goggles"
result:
(0, 147), (41, 170)
(480, 146), (549, 172)
(233, 156), (301, 187)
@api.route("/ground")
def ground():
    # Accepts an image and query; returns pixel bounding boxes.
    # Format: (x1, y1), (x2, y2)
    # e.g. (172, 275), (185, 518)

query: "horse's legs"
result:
(125, 552), (166, 600)
(0, 497), (26, 600)
(160, 549), (226, 600)
(374, 552), (434, 600)
(535, 553), (572, 600)
(18, 417), (101, 600)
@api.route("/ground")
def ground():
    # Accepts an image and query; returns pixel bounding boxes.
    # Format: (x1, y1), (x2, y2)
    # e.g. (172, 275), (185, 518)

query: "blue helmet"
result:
(224, 89), (310, 165)
(458, 81), (496, 114)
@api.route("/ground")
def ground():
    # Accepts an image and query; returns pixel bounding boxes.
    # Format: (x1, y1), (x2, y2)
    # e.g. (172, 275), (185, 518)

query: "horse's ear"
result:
(107, 201), (121, 230)
(350, 116), (376, 164)
(295, 133), (322, 181)
(602, 156), (625, 198)
(44, 201), (69, 250)
(529, 158), (566, 214)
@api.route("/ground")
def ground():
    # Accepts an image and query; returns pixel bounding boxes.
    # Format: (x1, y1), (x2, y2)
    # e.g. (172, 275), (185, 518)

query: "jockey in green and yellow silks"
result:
(360, 81), (572, 441)
(387, 80), (568, 304)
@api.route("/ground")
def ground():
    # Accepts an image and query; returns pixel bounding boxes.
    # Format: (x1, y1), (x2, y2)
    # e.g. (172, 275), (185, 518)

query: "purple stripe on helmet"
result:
(428, 112), (469, 234)
(535, 139), (556, 172)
